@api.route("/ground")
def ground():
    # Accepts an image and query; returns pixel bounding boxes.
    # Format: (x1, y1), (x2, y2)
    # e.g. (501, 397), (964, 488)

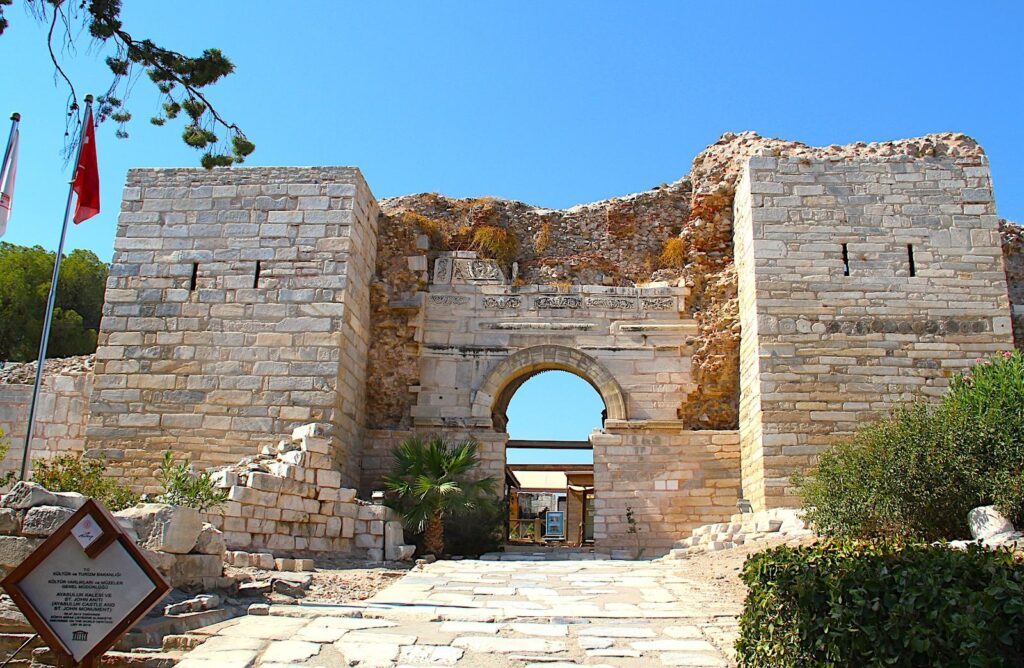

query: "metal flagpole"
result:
(0, 112), (19, 188)
(20, 96), (92, 481)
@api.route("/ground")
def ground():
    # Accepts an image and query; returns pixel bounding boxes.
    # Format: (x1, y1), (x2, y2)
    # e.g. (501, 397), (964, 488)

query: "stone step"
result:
(117, 608), (234, 650)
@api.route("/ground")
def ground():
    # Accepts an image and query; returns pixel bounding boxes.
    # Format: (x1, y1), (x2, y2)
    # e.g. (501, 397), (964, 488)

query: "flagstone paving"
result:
(175, 557), (742, 667)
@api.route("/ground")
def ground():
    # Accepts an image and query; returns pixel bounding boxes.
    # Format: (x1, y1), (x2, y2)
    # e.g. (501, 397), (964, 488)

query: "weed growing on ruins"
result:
(798, 351), (1024, 539)
(471, 225), (519, 269)
(31, 453), (139, 511)
(155, 451), (227, 512)
(0, 429), (15, 489)
(383, 436), (496, 557)
(626, 505), (644, 559)
(533, 222), (552, 254)
(660, 237), (687, 270)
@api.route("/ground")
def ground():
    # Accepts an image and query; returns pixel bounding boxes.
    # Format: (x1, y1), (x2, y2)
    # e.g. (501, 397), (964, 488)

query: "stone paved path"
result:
(176, 557), (742, 667)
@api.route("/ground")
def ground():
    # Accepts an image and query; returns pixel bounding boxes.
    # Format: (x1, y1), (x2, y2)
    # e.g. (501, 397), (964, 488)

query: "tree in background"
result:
(0, 243), (108, 361)
(0, 0), (253, 167)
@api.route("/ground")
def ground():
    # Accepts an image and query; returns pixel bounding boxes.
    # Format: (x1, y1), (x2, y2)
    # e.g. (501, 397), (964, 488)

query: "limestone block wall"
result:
(0, 372), (92, 475)
(87, 167), (379, 492)
(590, 428), (740, 552)
(735, 152), (1015, 511)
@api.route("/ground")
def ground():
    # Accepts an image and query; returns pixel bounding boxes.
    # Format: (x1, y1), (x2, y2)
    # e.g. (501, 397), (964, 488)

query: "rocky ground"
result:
(168, 539), (818, 668)
(224, 560), (411, 606)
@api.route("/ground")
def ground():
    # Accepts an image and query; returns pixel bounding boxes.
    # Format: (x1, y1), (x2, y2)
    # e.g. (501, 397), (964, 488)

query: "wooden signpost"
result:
(1, 499), (171, 667)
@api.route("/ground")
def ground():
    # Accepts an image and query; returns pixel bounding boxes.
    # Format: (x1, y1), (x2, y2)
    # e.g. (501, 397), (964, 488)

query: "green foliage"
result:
(383, 436), (497, 555)
(0, 428), (16, 489)
(156, 451), (227, 512)
(735, 540), (1024, 667)
(0, 243), (108, 361)
(798, 351), (1024, 540)
(31, 453), (139, 511)
(0, 0), (253, 166)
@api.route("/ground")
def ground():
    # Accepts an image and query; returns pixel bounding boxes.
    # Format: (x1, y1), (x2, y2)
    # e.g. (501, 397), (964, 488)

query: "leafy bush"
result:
(31, 453), (139, 511)
(156, 451), (227, 511)
(798, 351), (1024, 540)
(736, 541), (1024, 668)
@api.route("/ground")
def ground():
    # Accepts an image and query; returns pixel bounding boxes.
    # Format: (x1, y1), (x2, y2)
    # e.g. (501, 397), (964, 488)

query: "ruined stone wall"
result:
(86, 167), (379, 492)
(0, 357), (94, 475)
(1000, 220), (1024, 349)
(735, 152), (1014, 511)
(590, 429), (740, 552)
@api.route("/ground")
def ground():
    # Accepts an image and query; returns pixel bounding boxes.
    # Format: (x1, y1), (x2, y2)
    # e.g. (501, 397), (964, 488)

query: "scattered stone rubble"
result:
(204, 422), (415, 561)
(0, 355), (95, 384)
(667, 508), (812, 557)
(948, 506), (1024, 551)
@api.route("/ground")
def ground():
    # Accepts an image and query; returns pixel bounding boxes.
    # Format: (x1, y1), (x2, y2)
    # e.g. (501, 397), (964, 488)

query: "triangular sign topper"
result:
(2, 498), (170, 667)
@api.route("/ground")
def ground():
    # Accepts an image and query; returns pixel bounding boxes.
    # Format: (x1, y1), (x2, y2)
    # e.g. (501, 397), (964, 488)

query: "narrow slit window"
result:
(189, 262), (198, 291)
(907, 244), (916, 277)
(841, 243), (850, 276)
(253, 260), (262, 288)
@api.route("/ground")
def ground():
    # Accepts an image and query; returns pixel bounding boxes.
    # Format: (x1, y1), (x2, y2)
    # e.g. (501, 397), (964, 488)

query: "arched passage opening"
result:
(473, 345), (625, 548)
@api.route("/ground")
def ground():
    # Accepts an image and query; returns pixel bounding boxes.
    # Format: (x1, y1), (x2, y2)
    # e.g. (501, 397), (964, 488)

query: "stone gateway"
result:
(1, 131), (1018, 554)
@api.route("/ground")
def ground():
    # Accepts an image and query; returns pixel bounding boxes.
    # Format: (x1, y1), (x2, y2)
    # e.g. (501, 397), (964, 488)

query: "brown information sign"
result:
(2, 499), (171, 667)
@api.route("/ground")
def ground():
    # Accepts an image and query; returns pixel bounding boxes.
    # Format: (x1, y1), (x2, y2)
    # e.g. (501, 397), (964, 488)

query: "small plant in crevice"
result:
(534, 222), (552, 254)
(156, 451), (228, 512)
(626, 505), (644, 559)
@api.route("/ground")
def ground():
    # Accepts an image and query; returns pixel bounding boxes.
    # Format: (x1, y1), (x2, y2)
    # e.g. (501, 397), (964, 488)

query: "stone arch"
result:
(471, 344), (627, 430)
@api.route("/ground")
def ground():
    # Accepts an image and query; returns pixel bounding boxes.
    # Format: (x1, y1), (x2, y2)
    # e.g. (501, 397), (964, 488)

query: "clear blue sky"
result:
(2, 2), (1021, 462)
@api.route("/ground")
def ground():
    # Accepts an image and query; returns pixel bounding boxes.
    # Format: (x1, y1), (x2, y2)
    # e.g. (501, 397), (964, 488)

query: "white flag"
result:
(0, 125), (17, 237)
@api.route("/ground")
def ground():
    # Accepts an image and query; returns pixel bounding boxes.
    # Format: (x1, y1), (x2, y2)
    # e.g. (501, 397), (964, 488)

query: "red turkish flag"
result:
(72, 107), (100, 224)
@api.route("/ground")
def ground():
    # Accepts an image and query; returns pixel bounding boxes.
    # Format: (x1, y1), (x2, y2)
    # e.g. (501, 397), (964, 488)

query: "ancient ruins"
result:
(0, 131), (1019, 555)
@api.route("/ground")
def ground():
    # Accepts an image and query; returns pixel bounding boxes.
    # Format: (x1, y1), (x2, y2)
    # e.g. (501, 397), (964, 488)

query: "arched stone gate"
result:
(376, 252), (743, 552)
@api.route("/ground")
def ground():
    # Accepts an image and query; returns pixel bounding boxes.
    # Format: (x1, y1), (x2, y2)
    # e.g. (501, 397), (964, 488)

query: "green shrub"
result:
(0, 429), (17, 489)
(736, 541), (1024, 667)
(798, 351), (1024, 539)
(946, 350), (1024, 525)
(31, 453), (139, 511)
(156, 451), (227, 512)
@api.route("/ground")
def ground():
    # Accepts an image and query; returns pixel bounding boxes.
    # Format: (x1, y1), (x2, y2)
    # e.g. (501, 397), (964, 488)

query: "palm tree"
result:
(382, 436), (497, 556)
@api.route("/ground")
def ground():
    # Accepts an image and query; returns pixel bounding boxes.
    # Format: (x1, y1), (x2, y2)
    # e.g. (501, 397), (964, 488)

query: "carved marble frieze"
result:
(428, 294), (471, 306)
(482, 296), (522, 309)
(432, 257), (453, 284)
(640, 297), (675, 311)
(535, 295), (582, 309)
(452, 259), (506, 283)
(586, 296), (638, 310)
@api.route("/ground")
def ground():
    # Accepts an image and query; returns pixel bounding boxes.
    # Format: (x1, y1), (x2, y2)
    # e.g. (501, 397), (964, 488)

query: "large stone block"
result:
(1, 482), (85, 511)
(0, 536), (41, 572)
(21, 506), (75, 537)
(115, 503), (202, 554)
(169, 554), (223, 588)
(194, 523), (227, 556)
(969, 506), (1014, 540)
